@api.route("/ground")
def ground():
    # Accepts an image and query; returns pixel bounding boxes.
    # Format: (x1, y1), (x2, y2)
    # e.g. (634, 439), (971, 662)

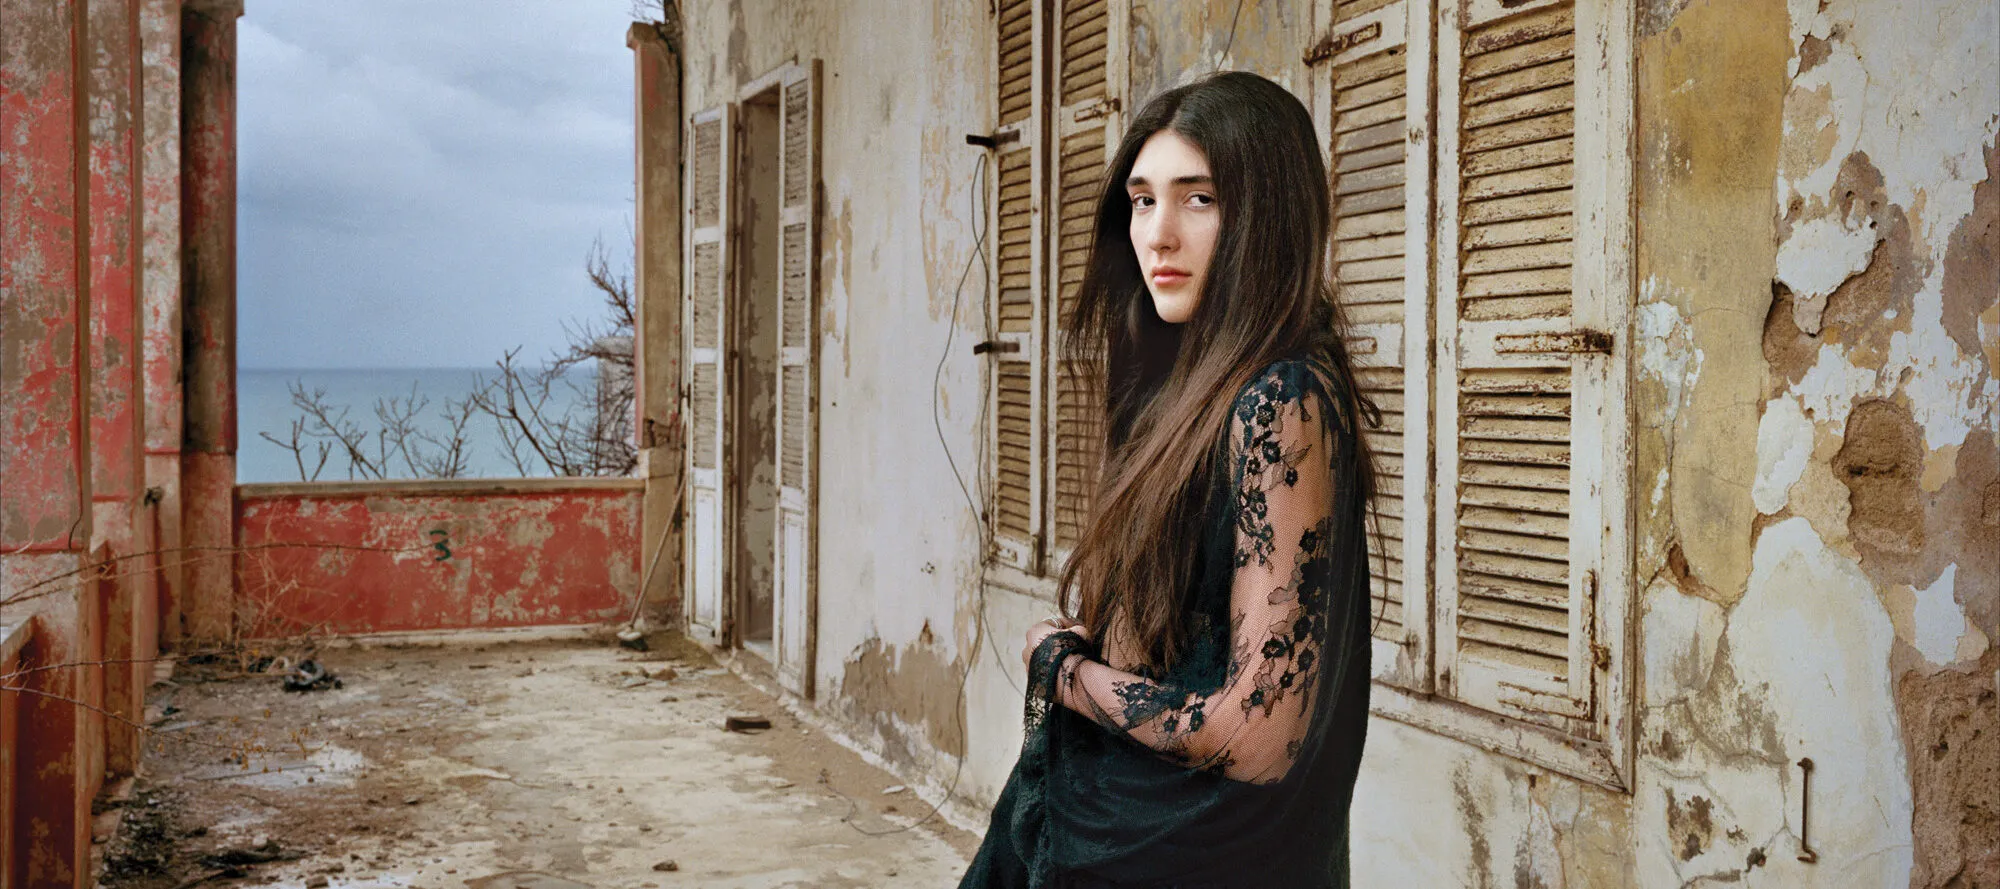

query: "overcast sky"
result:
(238, 1), (637, 370)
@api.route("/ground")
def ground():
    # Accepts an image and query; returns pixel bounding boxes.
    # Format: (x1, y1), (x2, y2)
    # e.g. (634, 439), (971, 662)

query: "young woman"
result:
(959, 71), (1380, 888)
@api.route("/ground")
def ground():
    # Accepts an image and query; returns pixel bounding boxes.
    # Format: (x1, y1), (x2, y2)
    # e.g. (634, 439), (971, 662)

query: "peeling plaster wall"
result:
(675, 0), (1995, 883)
(1620, 0), (1996, 884)
(675, 0), (1314, 803)
(1129, 0), (1308, 108)
(233, 481), (643, 637)
(678, 0), (1016, 789)
(1355, 0), (1997, 885)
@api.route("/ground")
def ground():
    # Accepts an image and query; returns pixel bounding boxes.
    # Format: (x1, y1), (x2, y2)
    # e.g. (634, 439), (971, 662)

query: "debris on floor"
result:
(282, 658), (342, 692)
(99, 634), (974, 889)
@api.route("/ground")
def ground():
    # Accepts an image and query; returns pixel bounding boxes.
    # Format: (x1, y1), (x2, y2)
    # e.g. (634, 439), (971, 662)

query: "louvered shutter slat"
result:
(989, 0), (1046, 570)
(773, 64), (821, 698)
(1323, 0), (1430, 690)
(684, 105), (734, 645)
(1439, 0), (1602, 726)
(1047, 0), (1118, 565)
(1336, 0), (1402, 23)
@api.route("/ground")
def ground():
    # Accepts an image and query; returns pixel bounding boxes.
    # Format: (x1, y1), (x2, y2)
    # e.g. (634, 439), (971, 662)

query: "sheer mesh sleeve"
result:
(1051, 363), (1340, 784)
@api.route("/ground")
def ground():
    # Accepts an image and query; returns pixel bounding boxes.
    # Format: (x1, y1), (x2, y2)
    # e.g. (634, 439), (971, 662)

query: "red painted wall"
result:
(233, 480), (643, 637)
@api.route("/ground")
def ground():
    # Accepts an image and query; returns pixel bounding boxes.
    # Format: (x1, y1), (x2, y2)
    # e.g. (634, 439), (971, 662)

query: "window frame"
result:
(983, 0), (1131, 600)
(1310, 0), (1637, 792)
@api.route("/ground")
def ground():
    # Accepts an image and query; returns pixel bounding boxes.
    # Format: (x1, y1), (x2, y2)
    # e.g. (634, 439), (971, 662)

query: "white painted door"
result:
(772, 63), (820, 697)
(686, 104), (735, 646)
(1319, 0), (1436, 692)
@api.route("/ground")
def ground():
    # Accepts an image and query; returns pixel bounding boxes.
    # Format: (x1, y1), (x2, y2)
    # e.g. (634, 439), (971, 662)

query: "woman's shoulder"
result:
(1229, 352), (1341, 430)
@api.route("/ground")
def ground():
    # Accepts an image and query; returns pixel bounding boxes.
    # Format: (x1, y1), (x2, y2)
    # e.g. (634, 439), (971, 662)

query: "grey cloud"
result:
(238, 1), (635, 369)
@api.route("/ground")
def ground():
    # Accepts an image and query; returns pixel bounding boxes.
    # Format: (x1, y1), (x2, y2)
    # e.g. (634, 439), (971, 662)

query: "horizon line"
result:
(240, 364), (596, 373)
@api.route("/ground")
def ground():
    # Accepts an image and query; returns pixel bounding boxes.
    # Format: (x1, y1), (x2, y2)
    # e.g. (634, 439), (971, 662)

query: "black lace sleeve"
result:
(1049, 362), (1341, 784)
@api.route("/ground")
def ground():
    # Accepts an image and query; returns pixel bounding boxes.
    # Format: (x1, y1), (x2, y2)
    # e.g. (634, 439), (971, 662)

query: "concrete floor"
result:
(99, 632), (977, 889)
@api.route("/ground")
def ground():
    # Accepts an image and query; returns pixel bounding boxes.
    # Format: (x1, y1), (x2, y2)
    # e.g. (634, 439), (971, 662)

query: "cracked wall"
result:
(234, 481), (643, 637)
(1621, 0), (1998, 884)
(670, 0), (1994, 882)
(1354, 0), (1995, 881)
(672, 0), (1310, 811)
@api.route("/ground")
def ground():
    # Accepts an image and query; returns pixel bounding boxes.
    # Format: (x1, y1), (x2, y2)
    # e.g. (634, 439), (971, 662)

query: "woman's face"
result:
(1126, 130), (1218, 325)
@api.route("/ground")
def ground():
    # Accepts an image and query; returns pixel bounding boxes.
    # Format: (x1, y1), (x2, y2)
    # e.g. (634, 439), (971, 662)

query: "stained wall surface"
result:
(668, 0), (1997, 884)
(235, 480), (643, 637)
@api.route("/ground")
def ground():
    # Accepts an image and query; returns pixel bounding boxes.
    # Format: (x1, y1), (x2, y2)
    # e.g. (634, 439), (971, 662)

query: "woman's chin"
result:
(1150, 292), (1197, 324)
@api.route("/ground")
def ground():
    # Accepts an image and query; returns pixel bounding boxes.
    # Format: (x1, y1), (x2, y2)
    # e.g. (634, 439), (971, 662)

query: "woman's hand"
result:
(1022, 617), (1091, 671)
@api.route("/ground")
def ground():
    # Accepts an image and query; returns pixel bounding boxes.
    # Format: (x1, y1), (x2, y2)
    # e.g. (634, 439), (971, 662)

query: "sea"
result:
(237, 367), (599, 483)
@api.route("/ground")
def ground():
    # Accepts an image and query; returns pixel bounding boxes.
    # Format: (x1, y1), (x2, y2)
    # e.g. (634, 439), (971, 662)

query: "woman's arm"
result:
(1048, 367), (1341, 784)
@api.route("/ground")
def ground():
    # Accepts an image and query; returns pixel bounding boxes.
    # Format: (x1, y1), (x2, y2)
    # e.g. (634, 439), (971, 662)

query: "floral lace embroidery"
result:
(1055, 360), (1342, 784)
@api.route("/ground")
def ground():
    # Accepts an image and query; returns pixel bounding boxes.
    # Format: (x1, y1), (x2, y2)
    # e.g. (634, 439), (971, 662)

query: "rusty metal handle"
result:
(1494, 329), (1615, 355)
(1797, 757), (1819, 864)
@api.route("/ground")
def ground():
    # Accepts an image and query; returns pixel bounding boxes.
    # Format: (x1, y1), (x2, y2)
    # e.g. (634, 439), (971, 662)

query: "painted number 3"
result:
(429, 529), (452, 562)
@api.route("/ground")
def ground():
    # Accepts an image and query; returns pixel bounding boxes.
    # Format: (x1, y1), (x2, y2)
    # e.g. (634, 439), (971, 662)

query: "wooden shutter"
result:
(1324, 0), (1433, 691)
(1047, 0), (1123, 573)
(1435, 0), (1629, 734)
(990, 0), (1047, 572)
(773, 63), (820, 697)
(685, 104), (734, 645)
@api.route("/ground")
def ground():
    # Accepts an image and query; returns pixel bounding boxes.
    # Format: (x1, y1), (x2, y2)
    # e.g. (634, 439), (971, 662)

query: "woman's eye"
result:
(1187, 193), (1215, 208)
(1131, 194), (1155, 209)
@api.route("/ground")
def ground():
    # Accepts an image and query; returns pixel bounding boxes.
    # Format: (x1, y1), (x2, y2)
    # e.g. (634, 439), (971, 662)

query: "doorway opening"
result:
(731, 86), (783, 664)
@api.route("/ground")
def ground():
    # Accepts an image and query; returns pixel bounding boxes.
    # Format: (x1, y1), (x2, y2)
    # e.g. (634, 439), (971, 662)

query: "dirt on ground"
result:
(95, 631), (977, 889)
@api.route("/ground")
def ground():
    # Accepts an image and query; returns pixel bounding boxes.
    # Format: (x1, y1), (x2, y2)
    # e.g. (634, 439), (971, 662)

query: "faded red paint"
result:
(140, 0), (185, 646)
(233, 482), (644, 637)
(99, 537), (154, 778)
(0, 621), (25, 882)
(3, 0), (164, 879)
(1, 0), (92, 554)
(176, 0), (237, 645)
(90, 0), (145, 512)
(88, 2), (158, 782)
(1, 550), (107, 889)
(180, 452), (233, 640)
(146, 455), (184, 644)
(140, 0), (183, 458)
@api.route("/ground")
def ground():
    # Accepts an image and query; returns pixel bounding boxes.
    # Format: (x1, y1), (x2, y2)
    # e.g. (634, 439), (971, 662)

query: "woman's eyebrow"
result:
(1126, 173), (1215, 188)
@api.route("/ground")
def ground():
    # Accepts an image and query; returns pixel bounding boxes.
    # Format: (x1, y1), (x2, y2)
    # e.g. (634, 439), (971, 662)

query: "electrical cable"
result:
(1214, 0), (1247, 73)
(834, 147), (1005, 838)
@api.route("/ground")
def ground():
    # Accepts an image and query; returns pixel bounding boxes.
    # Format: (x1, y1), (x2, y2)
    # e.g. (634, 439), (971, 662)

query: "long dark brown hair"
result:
(1057, 71), (1379, 672)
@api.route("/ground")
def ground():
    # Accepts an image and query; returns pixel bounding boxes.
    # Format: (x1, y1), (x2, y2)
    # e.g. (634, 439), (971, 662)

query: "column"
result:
(88, 0), (153, 780)
(629, 22), (686, 628)
(140, 0), (185, 649)
(1, 0), (99, 883)
(178, 0), (240, 645)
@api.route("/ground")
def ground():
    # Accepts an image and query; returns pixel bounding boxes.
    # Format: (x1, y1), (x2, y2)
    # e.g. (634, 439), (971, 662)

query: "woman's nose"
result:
(1147, 209), (1178, 254)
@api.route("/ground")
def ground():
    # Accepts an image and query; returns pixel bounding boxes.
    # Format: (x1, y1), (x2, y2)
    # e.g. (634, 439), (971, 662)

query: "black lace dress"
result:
(959, 355), (1374, 889)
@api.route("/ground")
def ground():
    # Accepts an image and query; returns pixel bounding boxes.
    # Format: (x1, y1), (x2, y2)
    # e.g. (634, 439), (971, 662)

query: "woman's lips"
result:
(1151, 270), (1190, 287)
